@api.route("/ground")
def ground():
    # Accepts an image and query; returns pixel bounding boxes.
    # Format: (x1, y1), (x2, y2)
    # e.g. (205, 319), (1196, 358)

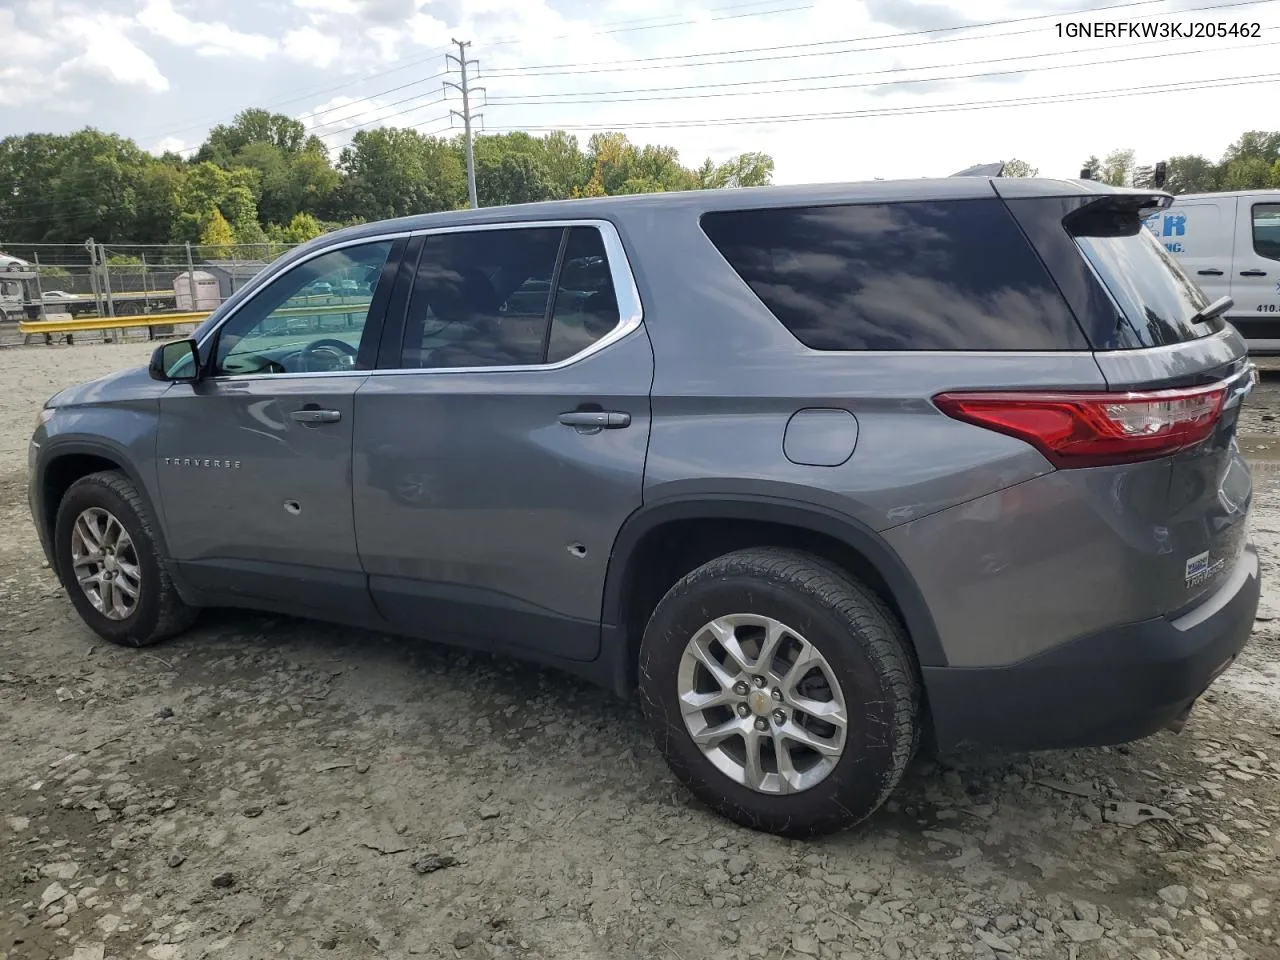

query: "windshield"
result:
(1070, 209), (1218, 349)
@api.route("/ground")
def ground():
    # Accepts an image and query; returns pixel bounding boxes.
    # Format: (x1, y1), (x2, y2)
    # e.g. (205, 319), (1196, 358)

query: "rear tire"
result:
(638, 547), (919, 838)
(53, 471), (198, 648)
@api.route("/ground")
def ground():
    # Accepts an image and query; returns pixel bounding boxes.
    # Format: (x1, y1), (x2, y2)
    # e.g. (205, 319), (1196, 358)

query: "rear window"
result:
(1068, 201), (1218, 348)
(699, 198), (1087, 351)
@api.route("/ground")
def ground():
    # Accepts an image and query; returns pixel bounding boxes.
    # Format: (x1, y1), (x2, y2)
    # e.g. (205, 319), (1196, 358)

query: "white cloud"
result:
(57, 14), (169, 93)
(0, 4), (167, 109)
(136, 0), (277, 58)
(294, 0), (359, 12)
(284, 26), (343, 68)
(152, 136), (187, 155)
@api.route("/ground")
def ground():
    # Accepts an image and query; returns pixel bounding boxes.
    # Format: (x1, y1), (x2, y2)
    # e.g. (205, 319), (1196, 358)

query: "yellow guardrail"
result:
(19, 312), (210, 335)
(17, 300), (373, 336)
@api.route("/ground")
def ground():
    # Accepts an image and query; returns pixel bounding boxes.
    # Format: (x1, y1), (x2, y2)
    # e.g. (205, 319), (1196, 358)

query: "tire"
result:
(53, 470), (198, 647)
(638, 547), (919, 838)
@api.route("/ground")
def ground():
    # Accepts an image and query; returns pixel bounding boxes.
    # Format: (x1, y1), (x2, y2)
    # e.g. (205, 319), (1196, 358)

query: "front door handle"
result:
(559, 410), (631, 429)
(1197, 268), (1224, 276)
(1241, 269), (1268, 277)
(291, 408), (342, 424)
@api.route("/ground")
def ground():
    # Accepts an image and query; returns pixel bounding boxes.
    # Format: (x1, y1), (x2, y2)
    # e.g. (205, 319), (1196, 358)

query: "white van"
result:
(1144, 190), (1280, 354)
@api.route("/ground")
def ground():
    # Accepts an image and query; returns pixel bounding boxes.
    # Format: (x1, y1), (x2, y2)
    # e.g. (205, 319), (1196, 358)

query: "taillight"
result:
(933, 382), (1227, 468)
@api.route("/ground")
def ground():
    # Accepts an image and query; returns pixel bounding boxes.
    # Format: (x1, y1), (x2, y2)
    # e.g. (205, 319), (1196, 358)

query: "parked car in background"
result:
(29, 178), (1260, 837)
(1145, 189), (1280, 354)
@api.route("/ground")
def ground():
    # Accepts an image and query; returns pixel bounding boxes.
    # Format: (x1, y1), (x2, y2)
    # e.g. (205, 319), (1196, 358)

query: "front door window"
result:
(212, 240), (395, 377)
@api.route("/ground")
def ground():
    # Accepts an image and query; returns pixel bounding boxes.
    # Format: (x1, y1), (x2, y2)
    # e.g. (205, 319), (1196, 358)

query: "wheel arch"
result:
(39, 439), (172, 576)
(600, 495), (947, 696)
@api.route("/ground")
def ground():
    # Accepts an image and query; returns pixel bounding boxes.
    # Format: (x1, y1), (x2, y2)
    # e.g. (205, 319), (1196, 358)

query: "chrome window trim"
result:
(193, 219), (644, 384)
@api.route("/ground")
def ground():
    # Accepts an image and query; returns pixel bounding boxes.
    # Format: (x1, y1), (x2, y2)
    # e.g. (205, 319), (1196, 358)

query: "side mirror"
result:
(149, 338), (201, 382)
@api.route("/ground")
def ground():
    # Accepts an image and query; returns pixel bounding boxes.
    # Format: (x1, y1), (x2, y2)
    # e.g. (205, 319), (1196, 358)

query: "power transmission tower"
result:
(445, 39), (485, 209)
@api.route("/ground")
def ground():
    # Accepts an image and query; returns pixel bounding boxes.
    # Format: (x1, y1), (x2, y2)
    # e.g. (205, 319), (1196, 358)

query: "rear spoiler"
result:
(949, 162), (1006, 178)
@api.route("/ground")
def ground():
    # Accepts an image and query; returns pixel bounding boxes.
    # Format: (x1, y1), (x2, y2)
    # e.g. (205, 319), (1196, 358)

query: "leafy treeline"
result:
(1082, 131), (1280, 193)
(0, 108), (775, 251)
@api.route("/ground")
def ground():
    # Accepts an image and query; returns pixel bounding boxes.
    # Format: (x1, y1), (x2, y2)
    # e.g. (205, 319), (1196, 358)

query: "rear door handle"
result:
(291, 408), (342, 424)
(559, 410), (631, 429)
(1241, 269), (1268, 277)
(1197, 268), (1224, 276)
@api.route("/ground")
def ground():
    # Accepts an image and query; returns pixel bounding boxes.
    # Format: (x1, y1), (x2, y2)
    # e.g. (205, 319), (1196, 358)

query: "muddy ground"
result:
(3, 341), (1280, 960)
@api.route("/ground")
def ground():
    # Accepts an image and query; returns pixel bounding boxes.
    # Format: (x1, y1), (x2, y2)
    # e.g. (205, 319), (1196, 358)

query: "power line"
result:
(488, 37), (1280, 107)
(125, 1), (816, 147)
(481, 0), (1278, 77)
(485, 0), (814, 48)
(484, 72), (1280, 132)
(132, 54), (454, 147)
(166, 74), (452, 156)
(487, 29), (1275, 101)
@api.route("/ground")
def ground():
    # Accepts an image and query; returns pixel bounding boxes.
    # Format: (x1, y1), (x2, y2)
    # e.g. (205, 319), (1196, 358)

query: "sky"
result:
(1, 0), (1278, 184)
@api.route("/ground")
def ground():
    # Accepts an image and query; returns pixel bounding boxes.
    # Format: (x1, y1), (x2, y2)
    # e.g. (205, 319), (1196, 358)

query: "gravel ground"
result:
(3, 341), (1280, 960)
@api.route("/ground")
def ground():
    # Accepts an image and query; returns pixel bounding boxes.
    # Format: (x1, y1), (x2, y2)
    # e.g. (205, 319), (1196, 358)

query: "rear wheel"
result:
(53, 471), (197, 647)
(638, 547), (919, 837)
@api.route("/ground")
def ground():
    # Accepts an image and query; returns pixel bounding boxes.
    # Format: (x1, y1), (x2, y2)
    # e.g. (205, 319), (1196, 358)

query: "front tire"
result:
(53, 471), (197, 647)
(638, 547), (919, 838)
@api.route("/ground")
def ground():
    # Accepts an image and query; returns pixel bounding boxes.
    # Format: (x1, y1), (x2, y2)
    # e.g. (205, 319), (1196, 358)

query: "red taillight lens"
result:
(933, 382), (1227, 468)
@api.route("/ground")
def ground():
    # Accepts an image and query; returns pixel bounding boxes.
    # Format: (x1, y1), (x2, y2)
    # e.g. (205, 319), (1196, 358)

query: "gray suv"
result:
(28, 178), (1262, 837)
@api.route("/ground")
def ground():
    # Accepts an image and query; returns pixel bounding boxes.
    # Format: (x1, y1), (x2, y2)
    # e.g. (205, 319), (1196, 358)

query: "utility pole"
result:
(445, 39), (484, 209)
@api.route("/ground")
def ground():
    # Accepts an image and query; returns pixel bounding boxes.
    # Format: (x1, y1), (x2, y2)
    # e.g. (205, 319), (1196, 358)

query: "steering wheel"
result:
(301, 338), (358, 372)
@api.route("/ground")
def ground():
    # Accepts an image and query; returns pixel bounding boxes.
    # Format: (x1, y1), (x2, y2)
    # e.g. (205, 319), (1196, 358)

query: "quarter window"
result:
(700, 199), (1085, 351)
(547, 227), (619, 364)
(212, 240), (395, 377)
(1252, 203), (1280, 262)
(397, 225), (624, 369)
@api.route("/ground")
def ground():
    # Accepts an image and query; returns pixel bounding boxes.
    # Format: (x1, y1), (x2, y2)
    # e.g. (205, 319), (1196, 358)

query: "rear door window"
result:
(396, 225), (626, 369)
(699, 198), (1087, 351)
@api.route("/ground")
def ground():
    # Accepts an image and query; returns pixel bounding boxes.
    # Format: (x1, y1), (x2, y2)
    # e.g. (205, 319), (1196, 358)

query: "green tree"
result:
(476, 153), (555, 207)
(267, 212), (325, 245)
(198, 109), (309, 165)
(1001, 158), (1039, 178)
(199, 209), (235, 253)
(0, 129), (149, 244)
(698, 152), (776, 188)
(335, 128), (466, 220)
(133, 160), (188, 244)
(1222, 131), (1280, 167)
(538, 131), (589, 198)
(1099, 148), (1136, 187)
(1221, 156), (1274, 191)
(1162, 155), (1220, 194)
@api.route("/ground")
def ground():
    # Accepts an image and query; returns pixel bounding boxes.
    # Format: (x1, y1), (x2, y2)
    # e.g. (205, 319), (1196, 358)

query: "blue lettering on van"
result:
(1162, 215), (1186, 238)
(1165, 242), (1184, 253)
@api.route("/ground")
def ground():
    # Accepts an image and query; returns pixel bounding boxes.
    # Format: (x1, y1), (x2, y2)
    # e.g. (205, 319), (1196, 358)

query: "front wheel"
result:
(638, 547), (919, 838)
(53, 471), (198, 647)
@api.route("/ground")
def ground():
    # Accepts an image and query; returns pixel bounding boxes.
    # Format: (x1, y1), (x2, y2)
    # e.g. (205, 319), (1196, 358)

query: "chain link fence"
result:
(0, 241), (301, 338)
